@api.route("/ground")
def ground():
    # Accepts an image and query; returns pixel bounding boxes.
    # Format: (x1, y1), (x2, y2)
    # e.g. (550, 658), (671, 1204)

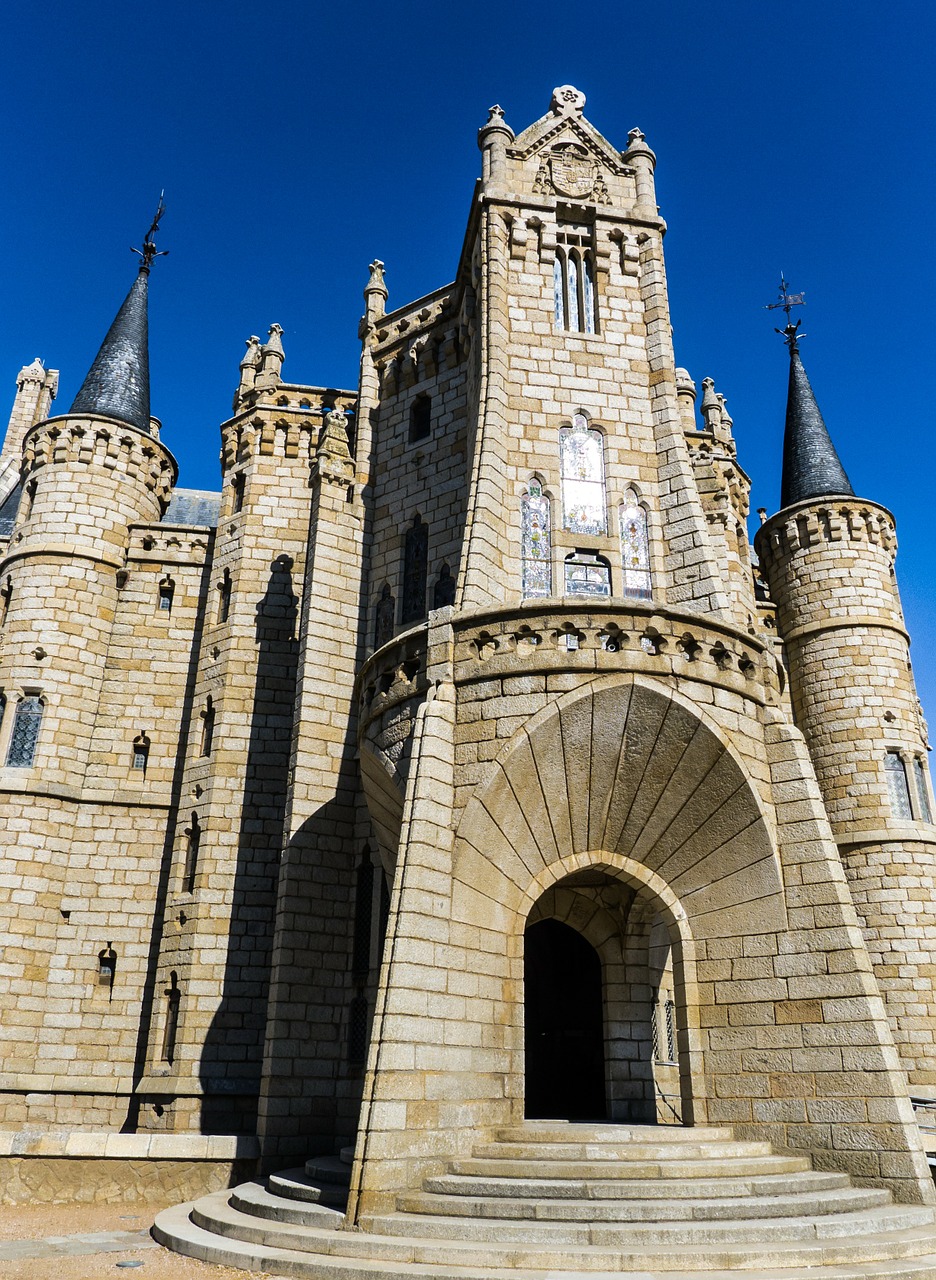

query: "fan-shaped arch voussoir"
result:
(452, 675), (785, 934)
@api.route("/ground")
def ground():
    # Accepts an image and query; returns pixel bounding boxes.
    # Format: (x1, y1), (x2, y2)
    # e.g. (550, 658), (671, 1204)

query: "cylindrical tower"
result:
(755, 332), (936, 1090)
(0, 263), (176, 790)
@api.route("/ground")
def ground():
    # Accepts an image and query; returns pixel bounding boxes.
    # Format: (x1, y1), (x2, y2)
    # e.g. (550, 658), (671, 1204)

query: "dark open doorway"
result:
(524, 917), (606, 1120)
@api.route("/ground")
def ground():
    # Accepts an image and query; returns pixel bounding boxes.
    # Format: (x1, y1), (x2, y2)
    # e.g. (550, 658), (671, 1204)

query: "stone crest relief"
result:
(550, 143), (595, 198)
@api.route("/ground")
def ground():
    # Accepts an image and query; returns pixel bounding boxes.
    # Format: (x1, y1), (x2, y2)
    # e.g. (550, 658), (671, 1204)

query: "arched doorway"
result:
(524, 918), (605, 1120)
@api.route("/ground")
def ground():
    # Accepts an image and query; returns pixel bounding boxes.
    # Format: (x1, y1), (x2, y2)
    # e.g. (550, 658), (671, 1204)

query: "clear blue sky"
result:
(3, 1), (935, 715)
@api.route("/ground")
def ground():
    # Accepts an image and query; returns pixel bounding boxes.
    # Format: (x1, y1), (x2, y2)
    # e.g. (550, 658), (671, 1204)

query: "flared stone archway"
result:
(350, 674), (932, 1218)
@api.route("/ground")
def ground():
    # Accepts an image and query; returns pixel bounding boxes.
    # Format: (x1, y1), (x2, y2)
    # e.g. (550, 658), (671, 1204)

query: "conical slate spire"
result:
(780, 343), (854, 508)
(69, 267), (151, 432)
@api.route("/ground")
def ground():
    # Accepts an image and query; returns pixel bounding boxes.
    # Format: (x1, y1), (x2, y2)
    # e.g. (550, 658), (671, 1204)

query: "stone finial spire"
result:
(623, 127), (657, 214)
(779, 342), (854, 508)
(255, 324), (285, 391)
(364, 260), (388, 324)
(478, 104), (515, 193)
(69, 269), (151, 432)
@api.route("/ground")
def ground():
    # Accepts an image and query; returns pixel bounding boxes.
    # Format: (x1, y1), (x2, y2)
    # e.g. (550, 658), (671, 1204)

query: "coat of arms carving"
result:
(549, 143), (598, 199)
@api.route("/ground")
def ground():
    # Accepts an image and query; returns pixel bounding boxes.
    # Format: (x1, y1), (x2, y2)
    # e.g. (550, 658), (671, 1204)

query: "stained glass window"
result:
(564, 551), (610, 597)
(884, 751), (912, 819)
(401, 515), (428, 624)
(914, 757), (933, 823)
(6, 696), (42, 767)
(567, 254), (580, 331)
(521, 483), (552, 598)
(619, 489), (652, 600)
(554, 226), (598, 333)
(560, 415), (606, 535)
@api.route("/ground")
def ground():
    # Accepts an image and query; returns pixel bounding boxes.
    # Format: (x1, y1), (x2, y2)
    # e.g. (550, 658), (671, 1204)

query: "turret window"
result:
(200, 697), (215, 757)
(432, 563), (456, 609)
(131, 733), (150, 772)
(217, 569), (232, 624)
(521, 481), (552, 599)
(374, 583), (395, 648)
(6, 695), (43, 768)
(884, 750), (912, 819)
(158, 576), (175, 611)
(619, 490), (652, 600)
(231, 472), (245, 514)
(560, 415), (606, 534)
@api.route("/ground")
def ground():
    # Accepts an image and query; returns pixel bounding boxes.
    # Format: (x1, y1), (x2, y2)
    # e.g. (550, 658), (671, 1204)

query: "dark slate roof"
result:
(0, 483), (22, 539)
(780, 346), (854, 508)
(70, 269), (151, 432)
(161, 488), (221, 528)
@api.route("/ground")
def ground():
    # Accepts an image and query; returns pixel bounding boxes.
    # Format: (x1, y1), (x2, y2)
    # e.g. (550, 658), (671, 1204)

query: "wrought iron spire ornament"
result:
(131, 192), (169, 272)
(765, 274), (806, 351)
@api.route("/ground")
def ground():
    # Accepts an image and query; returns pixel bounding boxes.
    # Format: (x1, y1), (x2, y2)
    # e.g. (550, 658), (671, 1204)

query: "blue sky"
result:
(2, 1), (935, 714)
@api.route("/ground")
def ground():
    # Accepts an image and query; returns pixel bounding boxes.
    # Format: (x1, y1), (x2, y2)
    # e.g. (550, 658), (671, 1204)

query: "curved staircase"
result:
(153, 1122), (936, 1279)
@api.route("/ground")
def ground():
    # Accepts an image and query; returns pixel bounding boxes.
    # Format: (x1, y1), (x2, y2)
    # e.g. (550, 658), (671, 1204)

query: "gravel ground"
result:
(0, 1202), (272, 1280)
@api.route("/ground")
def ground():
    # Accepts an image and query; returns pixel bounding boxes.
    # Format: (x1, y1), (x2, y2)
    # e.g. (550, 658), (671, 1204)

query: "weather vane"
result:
(132, 192), (168, 271)
(765, 273), (805, 350)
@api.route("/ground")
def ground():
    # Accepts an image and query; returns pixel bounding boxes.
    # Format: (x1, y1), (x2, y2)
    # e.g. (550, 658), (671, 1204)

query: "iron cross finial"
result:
(131, 192), (169, 271)
(765, 274), (806, 350)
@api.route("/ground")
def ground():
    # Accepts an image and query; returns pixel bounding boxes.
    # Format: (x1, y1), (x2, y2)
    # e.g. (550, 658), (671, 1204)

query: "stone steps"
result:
(270, 1165), (350, 1209)
(155, 1194), (936, 1274)
(398, 1184), (891, 1222)
(152, 1122), (936, 1279)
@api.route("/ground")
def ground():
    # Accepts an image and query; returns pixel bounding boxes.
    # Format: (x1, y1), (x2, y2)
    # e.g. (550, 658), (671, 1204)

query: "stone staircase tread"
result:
(232, 1179), (346, 1226)
(449, 1154), (815, 1179)
(471, 1140), (776, 1161)
(364, 1204), (934, 1247)
(269, 1167), (350, 1205)
(493, 1123), (738, 1144)
(397, 1186), (892, 1222)
(423, 1169), (853, 1200)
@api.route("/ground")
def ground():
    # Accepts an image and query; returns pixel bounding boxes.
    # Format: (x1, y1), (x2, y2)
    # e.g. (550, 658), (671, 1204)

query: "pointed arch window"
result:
(559, 415), (606, 535)
(914, 756), (933, 823)
(564, 550), (610, 597)
(521, 482), (552, 599)
(6, 695), (43, 767)
(619, 489), (652, 600)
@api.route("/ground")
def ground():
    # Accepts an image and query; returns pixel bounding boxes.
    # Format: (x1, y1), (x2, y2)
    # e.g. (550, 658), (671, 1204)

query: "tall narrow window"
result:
(231, 472), (245, 514)
(158, 576), (174, 612)
(884, 750), (912, 819)
(374, 584), (395, 648)
(183, 813), (201, 892)
(914, 756), (933, 823)
(560, 415), (606, 534)
(200, 697), (215, 758)
(566, 253), (580, 330)
(409, 394), (431, 443)
(619, 490), (652, 600)
(161, 972), (181, 1064)
(0, 577), (12, 627)
(581, 254), (596, 335)
(521, 482), (552, 598)
(352, 858), (374, 978)
(6, 696), (42, 767)
(217, 569), (232, 623)
(401, 515), (428, 624)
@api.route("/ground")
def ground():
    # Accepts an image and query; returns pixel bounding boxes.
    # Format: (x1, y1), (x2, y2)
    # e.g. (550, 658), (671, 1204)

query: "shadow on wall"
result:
(198, 554), (298, 1133)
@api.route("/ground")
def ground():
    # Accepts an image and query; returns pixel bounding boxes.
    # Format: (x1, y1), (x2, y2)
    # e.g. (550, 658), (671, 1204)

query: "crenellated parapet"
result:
(220, 393), (357, 472)
(21, 413), (176, 508)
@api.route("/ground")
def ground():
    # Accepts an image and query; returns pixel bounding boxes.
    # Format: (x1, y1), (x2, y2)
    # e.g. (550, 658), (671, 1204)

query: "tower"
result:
(754, 322), (936, 1090)
(0, 219), (178, 1128)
